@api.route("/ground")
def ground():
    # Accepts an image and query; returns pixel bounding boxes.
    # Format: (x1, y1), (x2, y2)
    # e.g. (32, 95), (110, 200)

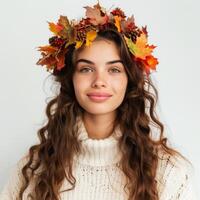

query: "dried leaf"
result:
(57, 15), (75, 39)
(84, 5), (108, 25)
(75, 41), (83, 49)
(145, 55), (158, 70)
(125, 33), (154, 60)
(48, 22), (63, 36)
(58, 15), (70, 29)
(86, 30), (97, 46)
(36, 54), (57, 70)
(114, 16), (121, 32)
(37, 45), (58, 53)
(55, 48), (68, 70)
(121, 15), (135, 32)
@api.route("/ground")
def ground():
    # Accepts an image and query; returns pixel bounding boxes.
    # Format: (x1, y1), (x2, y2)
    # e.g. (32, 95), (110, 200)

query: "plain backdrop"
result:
(0, 0), (199, 196)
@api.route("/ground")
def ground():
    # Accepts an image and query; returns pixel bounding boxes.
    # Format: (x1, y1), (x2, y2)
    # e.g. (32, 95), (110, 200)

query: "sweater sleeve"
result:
(158, 153), (198, 200)
(0, 156), (28, 200)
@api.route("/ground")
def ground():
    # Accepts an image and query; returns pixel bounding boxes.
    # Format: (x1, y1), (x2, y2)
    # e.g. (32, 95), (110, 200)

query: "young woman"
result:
(0, 3), (197, 200)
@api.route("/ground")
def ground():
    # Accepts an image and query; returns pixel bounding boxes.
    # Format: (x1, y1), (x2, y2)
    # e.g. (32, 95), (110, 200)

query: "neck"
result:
(83, 112), (116, 139)
(74, 116), (123, 166)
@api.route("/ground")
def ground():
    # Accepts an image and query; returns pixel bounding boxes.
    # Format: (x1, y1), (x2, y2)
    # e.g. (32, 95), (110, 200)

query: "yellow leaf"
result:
(125, 33), (154, 60)
(114, 16), (121, 32)
(133, 33), (153, 59)
(86, 30), (97, 46)
(75, 41), (83, 49)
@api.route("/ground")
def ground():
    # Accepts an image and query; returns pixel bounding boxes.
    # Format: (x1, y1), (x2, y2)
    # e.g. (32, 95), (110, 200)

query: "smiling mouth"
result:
(87, 95), (112, 102)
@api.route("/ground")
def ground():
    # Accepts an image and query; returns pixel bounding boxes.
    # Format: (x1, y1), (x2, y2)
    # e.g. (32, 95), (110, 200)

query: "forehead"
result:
(74, 39), (121, 63)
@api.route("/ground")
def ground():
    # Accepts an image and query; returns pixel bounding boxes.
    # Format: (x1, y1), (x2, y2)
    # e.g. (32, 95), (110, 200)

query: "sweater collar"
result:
(73, 116), (123, 167)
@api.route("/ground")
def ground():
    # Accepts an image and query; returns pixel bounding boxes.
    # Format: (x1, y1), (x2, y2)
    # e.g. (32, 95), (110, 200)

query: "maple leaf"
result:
(37, 45), (58, 54)
(55, 50), (66, 70)
(55, 48), (68, 70)
(143, 56), (158, 75)
(84, 5), (108, 25)
(86, 30), (97, 46)
(58, 15), (70, 29)
(64, 27), (76, 48)
(75, 41), (83, 49)
(114, 16), (122, 32)
(37, 48), (68, 71)
(139, 57), (158, 76)
(57, 15), (75, 40)
(36, 54), (57, 70)
(48, 22), (63, 36)
(121, 15), (136, 32)
(125, 33), (154, 60)
(145, 55), (158, 70)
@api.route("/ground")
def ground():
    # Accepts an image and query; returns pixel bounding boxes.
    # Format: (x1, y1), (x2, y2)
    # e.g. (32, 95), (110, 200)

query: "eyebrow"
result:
(75, 59), (124, 65)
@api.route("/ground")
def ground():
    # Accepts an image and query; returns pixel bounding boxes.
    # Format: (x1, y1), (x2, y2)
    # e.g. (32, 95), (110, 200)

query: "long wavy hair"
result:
(18, 29), (182, 200)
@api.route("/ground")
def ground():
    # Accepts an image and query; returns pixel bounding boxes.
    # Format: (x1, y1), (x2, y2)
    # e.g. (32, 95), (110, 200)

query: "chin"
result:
(82, 107), (117, 116)
(85, 110), (114, 115)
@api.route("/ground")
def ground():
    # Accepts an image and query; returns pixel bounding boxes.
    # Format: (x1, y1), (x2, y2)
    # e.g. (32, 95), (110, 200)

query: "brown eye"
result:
(79, 67), (93, 73)
(109, 68), (121, 73)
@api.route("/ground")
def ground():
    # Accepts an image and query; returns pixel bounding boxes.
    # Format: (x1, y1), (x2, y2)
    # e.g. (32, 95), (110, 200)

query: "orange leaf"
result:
(36, 54), (57, 70)
(114, 16), (121, 32)
(37, 45), (58, 53)
(145, 55), (158, 70)
(56, 55), (65, 70)
(48, 22), (63, 35)
(55, 48), (68, 70)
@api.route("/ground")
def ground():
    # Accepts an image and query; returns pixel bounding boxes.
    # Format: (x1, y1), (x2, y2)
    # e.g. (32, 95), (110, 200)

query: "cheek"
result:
(112, 76), (128, 94)
(73, 75), (89, 94)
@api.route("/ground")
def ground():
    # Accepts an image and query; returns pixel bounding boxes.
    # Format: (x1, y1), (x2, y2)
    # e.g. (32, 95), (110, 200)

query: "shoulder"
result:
(0, 155), (27, 199)
(156, 149), (197, 200)
(156, 149), (192, 181)
(0, 153), (34, 200)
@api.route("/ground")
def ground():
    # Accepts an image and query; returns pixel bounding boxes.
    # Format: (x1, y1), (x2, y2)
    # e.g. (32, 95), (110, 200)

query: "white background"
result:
(0, 0), (199, 197)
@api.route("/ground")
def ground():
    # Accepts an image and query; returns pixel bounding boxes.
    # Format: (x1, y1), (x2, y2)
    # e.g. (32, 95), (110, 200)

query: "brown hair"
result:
(19, 29), (182, 200)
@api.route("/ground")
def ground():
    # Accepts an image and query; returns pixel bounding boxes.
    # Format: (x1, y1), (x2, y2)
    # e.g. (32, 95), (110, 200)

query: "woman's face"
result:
(72, 39), (128, 117)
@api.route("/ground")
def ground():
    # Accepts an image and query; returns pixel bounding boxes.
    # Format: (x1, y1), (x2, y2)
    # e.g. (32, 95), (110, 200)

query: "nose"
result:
(91, 71), (107, 88)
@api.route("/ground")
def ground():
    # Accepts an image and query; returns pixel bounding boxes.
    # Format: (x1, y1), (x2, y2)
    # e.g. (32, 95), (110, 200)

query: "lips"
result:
(87, 92), (112, 102)
(87, 92), (112, 97)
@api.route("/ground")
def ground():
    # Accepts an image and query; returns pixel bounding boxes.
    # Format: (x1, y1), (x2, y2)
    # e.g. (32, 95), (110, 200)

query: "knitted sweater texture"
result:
(0, 117), (197, 199)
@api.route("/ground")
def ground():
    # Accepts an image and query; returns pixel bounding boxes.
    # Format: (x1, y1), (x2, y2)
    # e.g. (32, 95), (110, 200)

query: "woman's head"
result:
(53, 29), (146, 121)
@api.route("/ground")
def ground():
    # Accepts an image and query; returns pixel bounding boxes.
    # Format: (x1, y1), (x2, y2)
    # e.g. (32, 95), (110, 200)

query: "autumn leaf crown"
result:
(36, 2), (159, 75)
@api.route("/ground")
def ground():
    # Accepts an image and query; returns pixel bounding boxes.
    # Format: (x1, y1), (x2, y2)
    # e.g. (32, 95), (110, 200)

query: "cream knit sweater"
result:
(0, 117), (197, 200)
